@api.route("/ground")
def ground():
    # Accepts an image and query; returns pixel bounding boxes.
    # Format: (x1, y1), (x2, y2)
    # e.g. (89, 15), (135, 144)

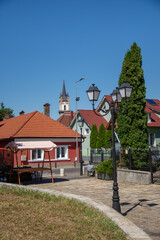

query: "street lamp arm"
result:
(93, 108), (110, 117)
(92, 101), (110, 117)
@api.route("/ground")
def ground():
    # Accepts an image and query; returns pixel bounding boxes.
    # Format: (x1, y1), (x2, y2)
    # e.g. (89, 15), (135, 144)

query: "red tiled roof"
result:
(146, 99), (160, 113)
(0, 111), (80, 140)
(145, 106), (153, 113)
(145, 99), (160, 127)
(78, 110), (108, 129)
(147, 113), (160, 127)
(57, 112), (76, 127)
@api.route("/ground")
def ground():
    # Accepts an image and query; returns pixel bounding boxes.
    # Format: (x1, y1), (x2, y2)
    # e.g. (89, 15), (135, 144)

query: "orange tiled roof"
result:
(0, 111), (80, 140)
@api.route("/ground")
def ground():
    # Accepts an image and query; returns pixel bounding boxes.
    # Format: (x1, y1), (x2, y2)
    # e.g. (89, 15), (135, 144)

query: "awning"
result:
(5, 141), (57, 152)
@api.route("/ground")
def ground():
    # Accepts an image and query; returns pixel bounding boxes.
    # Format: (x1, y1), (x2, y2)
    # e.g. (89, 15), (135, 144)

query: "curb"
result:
(0, 182), (152, 240)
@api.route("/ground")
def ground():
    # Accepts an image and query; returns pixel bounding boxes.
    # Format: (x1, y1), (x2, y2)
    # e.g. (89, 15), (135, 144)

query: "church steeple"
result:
(59, 80), (69, 115)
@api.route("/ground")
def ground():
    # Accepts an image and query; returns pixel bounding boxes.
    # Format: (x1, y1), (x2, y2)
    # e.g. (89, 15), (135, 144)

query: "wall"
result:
(117, 169), (151, 184)
(72, 119), (91, 161)
(0, 138), (80, 167)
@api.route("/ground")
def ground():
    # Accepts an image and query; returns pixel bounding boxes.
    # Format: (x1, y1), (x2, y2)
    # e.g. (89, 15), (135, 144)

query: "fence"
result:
(90, 148), (119, 165)
(89, 147), (160, 184)
(121, 147), (160, 184)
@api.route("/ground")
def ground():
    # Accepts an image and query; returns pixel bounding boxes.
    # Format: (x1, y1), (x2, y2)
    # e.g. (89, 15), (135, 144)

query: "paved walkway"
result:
(24, 175), (160, 240)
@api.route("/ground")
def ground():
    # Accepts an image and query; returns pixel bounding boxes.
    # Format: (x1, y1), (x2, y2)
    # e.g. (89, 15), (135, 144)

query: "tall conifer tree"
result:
(96, 123), (106, 149)
(90, 124), (98, 149)
(117, 42), (148, 168)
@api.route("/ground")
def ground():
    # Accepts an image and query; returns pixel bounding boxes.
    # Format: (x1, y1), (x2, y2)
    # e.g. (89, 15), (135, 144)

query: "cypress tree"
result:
(90, 124), (98, 149)
(105, 129), (117, 148)
(117, 42), (148, 168)
(96, 123), (106, 149)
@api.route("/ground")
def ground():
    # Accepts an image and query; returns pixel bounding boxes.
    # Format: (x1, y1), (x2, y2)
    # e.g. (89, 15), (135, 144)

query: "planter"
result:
(97, 172), (113, 180)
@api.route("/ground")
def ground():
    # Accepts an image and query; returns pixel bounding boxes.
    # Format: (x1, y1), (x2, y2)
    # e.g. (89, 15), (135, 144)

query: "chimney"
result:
(3, 113), (10, 120)
(19, 110), (25, 115)
(44, 103), (50, 117)
(70, 111), (73, 121)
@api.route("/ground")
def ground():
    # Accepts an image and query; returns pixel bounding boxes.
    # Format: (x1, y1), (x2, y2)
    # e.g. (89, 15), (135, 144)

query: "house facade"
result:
(145, 99), (160, 148)
(97, 96), (160, 148)
(0, 111), (81, 167)
(70, 110), (108, 162)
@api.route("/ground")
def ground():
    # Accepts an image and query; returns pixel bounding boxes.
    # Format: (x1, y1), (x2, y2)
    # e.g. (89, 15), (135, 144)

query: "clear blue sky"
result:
(0, 0), (160, 119)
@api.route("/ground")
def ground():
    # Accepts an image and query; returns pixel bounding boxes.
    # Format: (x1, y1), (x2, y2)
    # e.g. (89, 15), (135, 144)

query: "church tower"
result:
(59, 80), (69, 115)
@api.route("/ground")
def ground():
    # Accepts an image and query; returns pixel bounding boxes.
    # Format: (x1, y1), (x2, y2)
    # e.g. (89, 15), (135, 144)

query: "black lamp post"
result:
(86, 81), (132, 213)
(77, 116), (84, 175)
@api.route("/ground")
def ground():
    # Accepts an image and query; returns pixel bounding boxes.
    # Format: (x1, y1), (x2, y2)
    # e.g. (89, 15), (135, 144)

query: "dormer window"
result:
(147, 113), (151, 123)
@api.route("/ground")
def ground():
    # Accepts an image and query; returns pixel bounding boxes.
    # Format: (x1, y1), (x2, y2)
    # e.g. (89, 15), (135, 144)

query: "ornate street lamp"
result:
(86, 81), (132, 213)
(77, 116), (84, 175)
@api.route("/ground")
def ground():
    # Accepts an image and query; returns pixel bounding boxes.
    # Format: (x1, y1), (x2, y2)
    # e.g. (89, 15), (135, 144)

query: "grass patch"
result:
(0, 186), (127, 240)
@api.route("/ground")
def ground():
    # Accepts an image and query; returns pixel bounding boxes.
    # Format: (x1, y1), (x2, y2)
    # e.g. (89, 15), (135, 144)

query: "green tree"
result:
(105, 129), (117, 148)
(117, 42), (148, 168)
(90, 124), (98, 149)
(0, 102), (14, 121)
(96, 123), (106, 149)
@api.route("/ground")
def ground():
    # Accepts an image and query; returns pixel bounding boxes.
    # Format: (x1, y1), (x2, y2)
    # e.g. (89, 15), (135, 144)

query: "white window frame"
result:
(84, 128), (89, 135)
(149, 133), (156, 147)
(30, 149), (44, 161)
(55, 146), (69, 160)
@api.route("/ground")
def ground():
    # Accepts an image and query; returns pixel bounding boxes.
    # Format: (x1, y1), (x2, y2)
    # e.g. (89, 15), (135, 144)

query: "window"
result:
(149, 133), (155, 147)
(31, 149), (44, 161)
(64, 105), (66, 111)
(147, 114), (151, 123)
(84, 128), (89, 135)
(56, 146), (68, 159)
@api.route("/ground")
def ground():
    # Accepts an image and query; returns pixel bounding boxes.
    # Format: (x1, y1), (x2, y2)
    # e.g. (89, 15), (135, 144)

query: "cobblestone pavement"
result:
(26, 176), (160, 240)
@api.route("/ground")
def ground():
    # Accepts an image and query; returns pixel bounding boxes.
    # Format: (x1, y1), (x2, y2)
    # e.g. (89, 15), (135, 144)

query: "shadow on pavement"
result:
(121, 198), (159, 216)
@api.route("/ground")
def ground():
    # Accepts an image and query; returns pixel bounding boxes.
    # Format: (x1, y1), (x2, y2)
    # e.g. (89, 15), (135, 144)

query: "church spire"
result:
(60, 80), (69, 102)
(59, 80), (69, 115)
(62, 80), (67, 97)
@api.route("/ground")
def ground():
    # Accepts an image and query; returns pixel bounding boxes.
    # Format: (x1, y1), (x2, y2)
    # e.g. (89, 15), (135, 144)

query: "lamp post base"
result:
(80, 160), (84, 175)
(112, 182), (121, 213)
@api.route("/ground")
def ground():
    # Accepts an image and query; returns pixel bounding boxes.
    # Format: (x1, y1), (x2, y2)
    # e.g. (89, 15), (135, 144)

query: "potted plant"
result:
(94, 158), (113, 180)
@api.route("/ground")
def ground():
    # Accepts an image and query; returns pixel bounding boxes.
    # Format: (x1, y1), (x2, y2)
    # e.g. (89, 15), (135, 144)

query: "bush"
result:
(94, 159), (113, 174)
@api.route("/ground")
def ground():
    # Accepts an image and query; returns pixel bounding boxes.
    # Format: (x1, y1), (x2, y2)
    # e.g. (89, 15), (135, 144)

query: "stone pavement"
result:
(24, 175), (160, 240)
(1, 174), (159, 240)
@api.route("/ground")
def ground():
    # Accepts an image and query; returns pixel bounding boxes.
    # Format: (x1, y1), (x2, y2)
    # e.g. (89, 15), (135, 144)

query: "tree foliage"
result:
(0, 102), (14, 121)
(90, 124), (98, 149)
(117, 42), (148, 168)
(96, 123), (106, 149)
(105, 129), (117, 148)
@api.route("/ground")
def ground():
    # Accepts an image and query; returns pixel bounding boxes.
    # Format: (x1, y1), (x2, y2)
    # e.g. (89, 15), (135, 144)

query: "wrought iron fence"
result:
(89, 147), (160, 184)
(122, 147), (160, 184)
(90, 148), (119, 165)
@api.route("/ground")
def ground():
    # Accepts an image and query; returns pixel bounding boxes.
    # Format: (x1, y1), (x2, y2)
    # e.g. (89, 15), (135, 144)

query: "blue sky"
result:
(0, 0), (160, 119)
